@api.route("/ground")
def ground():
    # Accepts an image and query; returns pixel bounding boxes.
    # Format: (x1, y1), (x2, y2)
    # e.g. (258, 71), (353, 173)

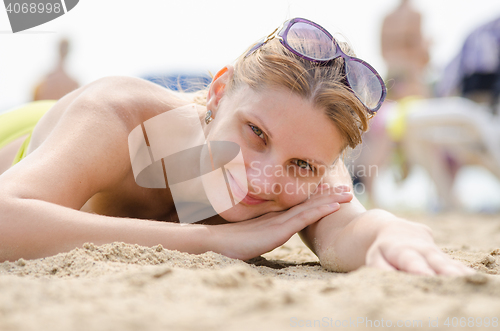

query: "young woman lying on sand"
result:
(0, 18), (472, 276)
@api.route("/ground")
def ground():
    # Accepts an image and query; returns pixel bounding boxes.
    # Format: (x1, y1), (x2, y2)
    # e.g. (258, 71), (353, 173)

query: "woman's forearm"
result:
(0, 197), (213, 262)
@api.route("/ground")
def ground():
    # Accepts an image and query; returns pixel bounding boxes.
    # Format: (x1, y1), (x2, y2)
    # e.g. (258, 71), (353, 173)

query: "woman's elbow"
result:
(0, 196), (28, 262)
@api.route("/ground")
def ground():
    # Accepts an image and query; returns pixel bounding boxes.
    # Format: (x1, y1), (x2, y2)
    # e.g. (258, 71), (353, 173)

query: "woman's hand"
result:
(209, 185), (353, 261)
(366, 219), (474, 276)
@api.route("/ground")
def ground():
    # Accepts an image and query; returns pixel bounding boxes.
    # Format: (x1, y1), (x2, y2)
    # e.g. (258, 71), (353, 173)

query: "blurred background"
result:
(1, 0), (500, 213)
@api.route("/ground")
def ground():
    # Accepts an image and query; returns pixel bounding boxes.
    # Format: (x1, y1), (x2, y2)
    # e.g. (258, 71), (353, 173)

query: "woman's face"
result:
(205, 85), (344, 222)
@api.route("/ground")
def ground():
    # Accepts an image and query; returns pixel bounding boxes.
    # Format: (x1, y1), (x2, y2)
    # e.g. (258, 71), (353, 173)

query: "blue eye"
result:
(294, 159), (314, 172)
(249, 125), (265, 140)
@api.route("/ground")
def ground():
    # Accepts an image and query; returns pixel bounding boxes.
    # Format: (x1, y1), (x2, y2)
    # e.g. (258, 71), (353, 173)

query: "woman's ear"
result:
(206, 65), (234, 114)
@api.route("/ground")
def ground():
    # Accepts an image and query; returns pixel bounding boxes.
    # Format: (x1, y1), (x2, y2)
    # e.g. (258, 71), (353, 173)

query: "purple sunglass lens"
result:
(345, 60), (383, 111)
(286, 22), (336, 61)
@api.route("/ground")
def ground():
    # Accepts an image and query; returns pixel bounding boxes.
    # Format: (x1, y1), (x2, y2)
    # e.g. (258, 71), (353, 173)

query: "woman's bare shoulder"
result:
(30, 76), (188, 149)
(75, 76), (189, 122)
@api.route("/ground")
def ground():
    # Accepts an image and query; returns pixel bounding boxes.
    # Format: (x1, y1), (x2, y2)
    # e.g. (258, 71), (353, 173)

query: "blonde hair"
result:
(193, 35), (371, 150)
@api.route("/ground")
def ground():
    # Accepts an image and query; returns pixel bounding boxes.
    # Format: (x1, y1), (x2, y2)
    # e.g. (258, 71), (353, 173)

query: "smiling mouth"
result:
(226, 170), (268, 206)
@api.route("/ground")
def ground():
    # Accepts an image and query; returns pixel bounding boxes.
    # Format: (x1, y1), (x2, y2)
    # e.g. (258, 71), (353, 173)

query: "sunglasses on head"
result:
(245, 17), (387, 114)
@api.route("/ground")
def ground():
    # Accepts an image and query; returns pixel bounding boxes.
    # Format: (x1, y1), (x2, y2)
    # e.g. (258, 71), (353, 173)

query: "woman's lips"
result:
(227, 170), (268, 205)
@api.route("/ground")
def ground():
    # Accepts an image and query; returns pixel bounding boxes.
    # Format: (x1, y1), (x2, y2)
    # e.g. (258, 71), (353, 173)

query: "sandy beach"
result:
(1, 213), (499, 331)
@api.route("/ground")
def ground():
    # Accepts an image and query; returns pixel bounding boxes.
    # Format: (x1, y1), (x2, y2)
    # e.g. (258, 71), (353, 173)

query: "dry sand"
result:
(1, 213), (499, 331)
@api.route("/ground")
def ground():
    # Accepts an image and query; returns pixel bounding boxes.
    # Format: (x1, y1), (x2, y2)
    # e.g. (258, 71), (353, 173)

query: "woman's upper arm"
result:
(0, 77), (150, 210)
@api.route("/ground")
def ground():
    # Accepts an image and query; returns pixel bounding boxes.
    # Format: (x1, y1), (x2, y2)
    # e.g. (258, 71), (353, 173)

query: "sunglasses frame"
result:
(245, 17), (387, 114)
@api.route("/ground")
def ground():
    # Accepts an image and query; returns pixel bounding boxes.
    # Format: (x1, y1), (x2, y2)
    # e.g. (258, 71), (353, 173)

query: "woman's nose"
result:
(273, 175), (316, 206)
(246, 160), (278, 194)
(245, 161), (313, 202)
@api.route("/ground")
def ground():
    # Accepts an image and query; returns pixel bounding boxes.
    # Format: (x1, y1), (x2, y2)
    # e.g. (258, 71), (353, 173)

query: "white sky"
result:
(1, 0), (500, 111)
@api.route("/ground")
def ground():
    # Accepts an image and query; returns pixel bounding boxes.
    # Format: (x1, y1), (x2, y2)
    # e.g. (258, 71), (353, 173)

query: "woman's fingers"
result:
(307, 185), (353, 205)
(366, 247), (398, 271)
(391, 249), (436, 276)
(278, 191), (350, 224)
(230, 183), (351, 258)
(216, 202), (341, 260)
(368, 244), (435, 274)
(424, 250), (475, 276)
(312, 183), (351, 196)
(372, 243), (474, 276)
(288, 202), (340, 229)
(264, 184), (353, 227)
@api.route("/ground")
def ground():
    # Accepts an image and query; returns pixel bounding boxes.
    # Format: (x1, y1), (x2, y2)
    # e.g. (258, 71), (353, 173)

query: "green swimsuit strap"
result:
(0, 100), (58, 166)
(12, 132), (34, 166)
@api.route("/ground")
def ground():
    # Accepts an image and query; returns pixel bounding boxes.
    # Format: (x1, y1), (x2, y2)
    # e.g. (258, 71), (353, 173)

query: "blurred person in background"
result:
(350, 0), (430, 207)
(437, 16), (500, 112)
(381, 0), (430, 100)
(33, 38), (79, 101)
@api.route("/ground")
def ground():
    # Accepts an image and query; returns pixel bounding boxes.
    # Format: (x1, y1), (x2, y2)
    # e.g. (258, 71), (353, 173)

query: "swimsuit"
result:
(0, 100), (57, 166)
(385, 96), (421, 142)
